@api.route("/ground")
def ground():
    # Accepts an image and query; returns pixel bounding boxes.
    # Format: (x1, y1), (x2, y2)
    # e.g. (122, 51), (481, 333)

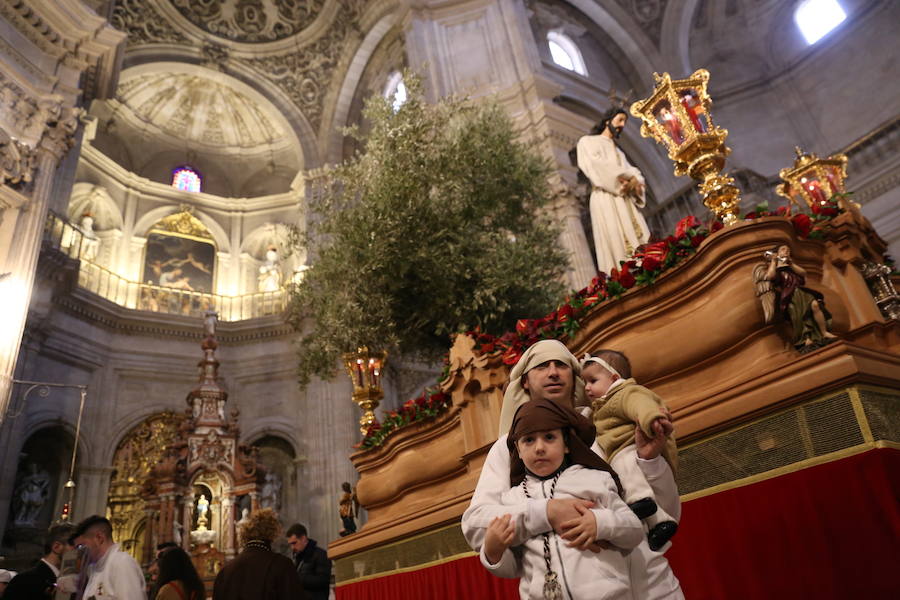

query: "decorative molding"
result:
(614, 0), (669, 46)
(168, 0), (327, 44)
(0, 130), (38, 191)
(111, 0), (191, 47)
(245, 0), (363, 130)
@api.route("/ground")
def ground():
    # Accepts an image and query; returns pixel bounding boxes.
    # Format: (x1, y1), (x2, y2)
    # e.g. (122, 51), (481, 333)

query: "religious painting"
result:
(142, 231), (216, 293)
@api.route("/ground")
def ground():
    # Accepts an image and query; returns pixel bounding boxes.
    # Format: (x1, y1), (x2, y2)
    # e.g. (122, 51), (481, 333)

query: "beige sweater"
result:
(592, 379), (677, 472)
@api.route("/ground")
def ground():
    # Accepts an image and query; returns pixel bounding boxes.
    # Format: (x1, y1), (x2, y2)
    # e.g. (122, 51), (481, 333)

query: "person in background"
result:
(4, 524), (73, 599)
(213, 508), (305, 600)
(285, 524), (331, 600)
(155, 547), (204, 600)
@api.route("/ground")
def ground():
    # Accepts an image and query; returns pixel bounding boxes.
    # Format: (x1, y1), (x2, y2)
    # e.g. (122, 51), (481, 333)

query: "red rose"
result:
(777, 205), (790, 216)
(690, 234), (705, 247)
(791, 213), (812, 238)
(616, 263), (636, 288)
(675, 215), (702, 238)
(641, 255), (661, 271)
(744, 212), (758, 220)
(711, 221), (724, 232)
(480, 341), (495, 353)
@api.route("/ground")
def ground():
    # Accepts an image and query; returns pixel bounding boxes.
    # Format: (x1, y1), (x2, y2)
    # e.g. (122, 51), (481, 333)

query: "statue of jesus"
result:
(576, 107), (651, 275)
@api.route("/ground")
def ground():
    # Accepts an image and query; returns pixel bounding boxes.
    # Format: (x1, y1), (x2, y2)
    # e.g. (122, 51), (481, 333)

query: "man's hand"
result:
(484, 514), (516, 565)
(559, 502), (598, 550)
(547, 498), (595, 534)
(635, 409), (674, 460)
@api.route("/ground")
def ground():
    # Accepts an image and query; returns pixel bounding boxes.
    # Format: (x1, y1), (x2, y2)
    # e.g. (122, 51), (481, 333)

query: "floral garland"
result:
(356, 198), (845, 449)
(468, 199), (844, 366)
(355, 390), (452, 450)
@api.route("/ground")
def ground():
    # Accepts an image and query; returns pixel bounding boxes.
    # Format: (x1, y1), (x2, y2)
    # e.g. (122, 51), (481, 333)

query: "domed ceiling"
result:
(168, 0), (325, 43)
(114, 70), (284, 150)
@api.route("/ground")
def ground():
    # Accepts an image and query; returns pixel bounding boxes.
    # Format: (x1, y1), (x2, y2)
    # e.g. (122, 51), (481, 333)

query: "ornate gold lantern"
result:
(342, 346), (387, 435)
(776, 147), (848, 210)
(630, 69), (742, 225)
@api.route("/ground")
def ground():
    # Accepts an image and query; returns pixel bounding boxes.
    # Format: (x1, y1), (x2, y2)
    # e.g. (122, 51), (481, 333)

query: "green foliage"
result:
(289, 74), (568, 384)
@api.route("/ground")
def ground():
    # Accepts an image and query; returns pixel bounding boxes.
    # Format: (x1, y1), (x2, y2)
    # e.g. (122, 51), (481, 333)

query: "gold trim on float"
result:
(848, 386), (875, 444)
(335, 551), (477, 587)
(681, 440), (900, 502)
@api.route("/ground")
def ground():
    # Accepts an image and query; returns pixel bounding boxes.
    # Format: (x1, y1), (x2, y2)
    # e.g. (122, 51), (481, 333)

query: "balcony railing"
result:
(43, 212), (288, 322)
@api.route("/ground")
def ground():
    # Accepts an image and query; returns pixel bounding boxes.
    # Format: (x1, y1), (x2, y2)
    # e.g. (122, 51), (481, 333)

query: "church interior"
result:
(1, 0), (898, 598)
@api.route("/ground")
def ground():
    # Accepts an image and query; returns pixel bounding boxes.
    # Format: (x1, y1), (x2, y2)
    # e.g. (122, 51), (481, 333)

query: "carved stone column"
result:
(181, 495), (193, 551)
(221, 495), (235, 557)
(551, 179), (597, 289)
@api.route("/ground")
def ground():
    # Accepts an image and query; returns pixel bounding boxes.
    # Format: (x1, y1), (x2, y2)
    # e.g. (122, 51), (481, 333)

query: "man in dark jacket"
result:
(286, 524), (331, 600)
(5, 523), (73, 599)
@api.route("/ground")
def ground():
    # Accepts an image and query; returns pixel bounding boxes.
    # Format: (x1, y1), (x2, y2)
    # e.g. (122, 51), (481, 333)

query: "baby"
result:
(582, 350), (678, 551)
(481, 398), (643, 600)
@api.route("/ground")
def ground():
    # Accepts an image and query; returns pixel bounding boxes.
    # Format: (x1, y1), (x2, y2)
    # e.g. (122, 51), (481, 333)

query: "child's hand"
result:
(636, 411), (674, 460)
(484, 514), (516, 565)
(560, 502), (598, 550)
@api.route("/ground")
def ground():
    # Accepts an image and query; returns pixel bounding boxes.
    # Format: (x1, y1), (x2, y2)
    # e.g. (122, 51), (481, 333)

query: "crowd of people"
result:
(0, 338), (679, 600)
(0, 509), (332, 600)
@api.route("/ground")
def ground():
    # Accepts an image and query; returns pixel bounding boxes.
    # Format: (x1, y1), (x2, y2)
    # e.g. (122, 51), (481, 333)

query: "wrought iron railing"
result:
(43, 212), (288, 321)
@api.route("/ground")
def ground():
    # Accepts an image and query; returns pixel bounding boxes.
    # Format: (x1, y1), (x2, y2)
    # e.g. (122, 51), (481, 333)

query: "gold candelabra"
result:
(342, 346), (387, 435)
(630, 69), (742, 225)
(776, 146), (848, 210)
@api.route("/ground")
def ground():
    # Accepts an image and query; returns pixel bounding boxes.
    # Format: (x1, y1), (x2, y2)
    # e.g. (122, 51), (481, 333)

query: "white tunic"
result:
(462, 434), (683, 600)
(82, 543), (146, 600)
(576, 134), (651, 275)
(480, 465), (643, 600)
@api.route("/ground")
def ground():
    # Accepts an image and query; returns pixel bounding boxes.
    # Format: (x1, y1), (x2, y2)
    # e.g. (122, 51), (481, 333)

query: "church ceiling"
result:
(115, 70), (285, 149)
(613, 0), (668, 46)
(110, 0), (366, 132)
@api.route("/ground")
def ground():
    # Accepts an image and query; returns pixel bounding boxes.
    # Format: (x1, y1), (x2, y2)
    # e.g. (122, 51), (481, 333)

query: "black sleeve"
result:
(298, 549), (332, 591)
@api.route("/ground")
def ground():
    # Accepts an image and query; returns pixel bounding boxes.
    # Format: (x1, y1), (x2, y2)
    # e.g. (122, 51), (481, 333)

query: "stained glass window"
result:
(172, 166), (202, 193)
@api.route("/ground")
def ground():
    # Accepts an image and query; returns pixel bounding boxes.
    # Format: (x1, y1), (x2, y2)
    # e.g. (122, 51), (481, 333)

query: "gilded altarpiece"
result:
(106, 412), (187, 560)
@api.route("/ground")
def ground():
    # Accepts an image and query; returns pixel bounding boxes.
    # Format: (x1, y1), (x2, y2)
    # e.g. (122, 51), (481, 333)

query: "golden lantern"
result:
(776, 147), (848, 210)
(630, 69), (742, 225)
(342, 346), (387, 435)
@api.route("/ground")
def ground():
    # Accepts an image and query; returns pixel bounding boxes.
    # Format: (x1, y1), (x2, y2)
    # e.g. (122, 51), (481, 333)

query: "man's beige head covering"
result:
(498, 339), (584, 435)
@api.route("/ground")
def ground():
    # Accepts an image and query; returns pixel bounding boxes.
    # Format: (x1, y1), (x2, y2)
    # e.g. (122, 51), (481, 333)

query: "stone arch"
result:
(5, 426), (76, 537)
(68, 182), (124, 230)
(324, 10), (401, 164)
(659, 0), (700, 75)
(105, 411), (188, 560)
(563, 0), (662, 90)
(132, 206), (231, 255)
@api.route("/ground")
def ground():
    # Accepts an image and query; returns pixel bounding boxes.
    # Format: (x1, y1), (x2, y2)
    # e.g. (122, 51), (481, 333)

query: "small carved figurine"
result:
(338, 482), (358, 537)
(754, 244), (838, 352)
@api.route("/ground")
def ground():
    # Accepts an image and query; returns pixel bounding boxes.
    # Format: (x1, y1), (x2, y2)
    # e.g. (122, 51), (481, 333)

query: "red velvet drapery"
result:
(337, 448), (900, 599)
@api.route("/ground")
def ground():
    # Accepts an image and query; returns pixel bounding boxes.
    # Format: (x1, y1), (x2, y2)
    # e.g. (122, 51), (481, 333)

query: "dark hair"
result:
(44, 524), (75, 555)
(157, 547), (205, 599)
(341, 482), (352, 493)
(73, 515), (113, 541)
(589, 350), (632, 379)
(157, 541), (179, 556)
(285, 523), (308, 539)
(590, 107), (628, 135)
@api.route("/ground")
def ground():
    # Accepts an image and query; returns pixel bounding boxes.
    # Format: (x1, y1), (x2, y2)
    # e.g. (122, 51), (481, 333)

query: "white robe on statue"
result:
(577, 134), (651, 275)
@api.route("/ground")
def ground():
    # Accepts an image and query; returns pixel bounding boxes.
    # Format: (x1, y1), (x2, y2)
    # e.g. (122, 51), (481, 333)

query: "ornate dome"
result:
(113, 70), (285, 150)
(168, 0), (326, 43)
